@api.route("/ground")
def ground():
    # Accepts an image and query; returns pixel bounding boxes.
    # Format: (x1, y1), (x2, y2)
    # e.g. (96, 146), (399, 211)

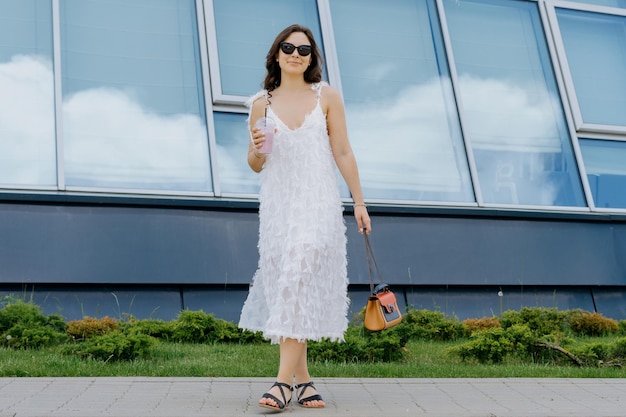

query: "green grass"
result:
(2, 339), (625, 378)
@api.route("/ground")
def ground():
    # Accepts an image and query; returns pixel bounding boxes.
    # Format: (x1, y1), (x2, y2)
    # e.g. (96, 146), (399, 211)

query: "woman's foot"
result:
(295, 381), (325, 408)
(259, 381), (293, 412)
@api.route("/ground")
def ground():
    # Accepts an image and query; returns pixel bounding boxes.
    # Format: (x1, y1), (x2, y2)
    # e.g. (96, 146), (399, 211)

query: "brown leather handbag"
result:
(363, 233), (402, 331)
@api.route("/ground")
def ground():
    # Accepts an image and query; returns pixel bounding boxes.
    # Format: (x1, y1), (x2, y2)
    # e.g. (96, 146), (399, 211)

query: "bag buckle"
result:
(372, 283), (389, 295)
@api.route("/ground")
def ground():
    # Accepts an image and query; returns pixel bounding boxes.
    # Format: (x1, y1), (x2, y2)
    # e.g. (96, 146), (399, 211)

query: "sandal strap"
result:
(262, 381), (292, 409)
(295, 381), (323, 403)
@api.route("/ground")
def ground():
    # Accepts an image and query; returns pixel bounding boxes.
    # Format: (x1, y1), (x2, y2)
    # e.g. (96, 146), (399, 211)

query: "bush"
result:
(500, 307), (567, 336)
(65, 331), (155, 361)
(3, 324), (70, 349)
(619, 320), (626, 335)
(463, 317), (501, 334)
(394, 309), (467, 342)
(121, 318), (175, 340)
(0, 301), (68, 349)
(569, 312), (618, 337)
(449, 324), (535, 364)
(308, 326), (406, 363)
(611, 337), (626, 360)
(570, 342), (612, 367)
(171, 310), (264, 344)
(66, 316), (118, 340)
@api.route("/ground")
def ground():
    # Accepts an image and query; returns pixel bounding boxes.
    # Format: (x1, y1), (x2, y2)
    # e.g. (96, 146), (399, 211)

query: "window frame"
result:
(545, 0), (626, 135)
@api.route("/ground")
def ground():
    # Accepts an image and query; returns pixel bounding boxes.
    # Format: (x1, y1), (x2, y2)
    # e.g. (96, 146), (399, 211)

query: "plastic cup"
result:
(254, 117), (276, 154)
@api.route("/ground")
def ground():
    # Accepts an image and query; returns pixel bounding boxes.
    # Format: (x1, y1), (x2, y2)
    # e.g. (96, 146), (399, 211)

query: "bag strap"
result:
(364, 233), (384, 294)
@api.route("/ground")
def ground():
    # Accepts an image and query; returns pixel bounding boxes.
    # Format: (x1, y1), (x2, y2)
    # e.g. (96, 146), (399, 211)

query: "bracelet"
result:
(354, 203), (367, 208)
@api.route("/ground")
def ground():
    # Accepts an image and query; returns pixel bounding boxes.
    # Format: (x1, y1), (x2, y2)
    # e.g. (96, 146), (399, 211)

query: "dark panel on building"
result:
(404, 286), (596, 321)
(346, 215), (626, 287)
(0, 285), (183, 321)
(1, 202), (625, 320)
(182, 287), (249, 324)
(592, 288), (626, 321)
(0, 203), (259, 285)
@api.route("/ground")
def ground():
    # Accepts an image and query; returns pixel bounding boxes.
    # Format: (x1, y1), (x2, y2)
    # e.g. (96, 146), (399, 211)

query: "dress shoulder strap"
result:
(246, 89), (269, 109)
(311, 81), (329, 99)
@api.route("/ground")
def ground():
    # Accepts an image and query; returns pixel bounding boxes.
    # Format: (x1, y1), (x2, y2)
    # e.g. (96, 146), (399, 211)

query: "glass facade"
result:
(580, 139), (626, 209)
(443, 0), (585, 207)
(555, 7), (626, 129)
(0, 0), (624, 213)
(60, 0), (211, 192)
(0, 0), (56, 187)
(331, 0), (474, 202)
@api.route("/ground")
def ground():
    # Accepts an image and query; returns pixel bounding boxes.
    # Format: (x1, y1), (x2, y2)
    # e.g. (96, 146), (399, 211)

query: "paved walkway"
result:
(0, 377), (624, 417)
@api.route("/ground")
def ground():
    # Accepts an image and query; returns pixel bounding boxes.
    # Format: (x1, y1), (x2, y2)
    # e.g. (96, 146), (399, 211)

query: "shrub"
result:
(308, 326), (406, 363)
(121, 318), (174, 340)
(611, 337), (626, 360)
(394, 309), (467, 342)
(570, 342), (612, 367)
(3, 324), (70, 349)
(65, 331), (155, 361)
(0, 301), (68, 349)
(449, 324), (535, 364)
(569, 312), (619, 337)
(171, 310), (264, 344)
(463, 317), (501, 334)
(619, 320), (626, 335)
(500, 307), (567, 336)
(66, 316), (118, 340)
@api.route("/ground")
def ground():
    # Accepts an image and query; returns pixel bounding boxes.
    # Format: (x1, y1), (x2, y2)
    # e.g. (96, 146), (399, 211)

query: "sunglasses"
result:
(279, 42), (312, 57)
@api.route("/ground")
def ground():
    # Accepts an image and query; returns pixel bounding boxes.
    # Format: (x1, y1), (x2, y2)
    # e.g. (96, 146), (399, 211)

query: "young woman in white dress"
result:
(240, 24), (371, 412)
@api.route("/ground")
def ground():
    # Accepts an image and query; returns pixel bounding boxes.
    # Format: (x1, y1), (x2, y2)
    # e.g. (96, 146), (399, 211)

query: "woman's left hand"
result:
(355, 206), (371, 234)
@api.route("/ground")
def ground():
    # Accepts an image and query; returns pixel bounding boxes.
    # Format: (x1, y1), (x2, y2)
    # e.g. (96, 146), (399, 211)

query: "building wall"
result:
(2, 0), (626, 321)
(2, 199), (624, 321)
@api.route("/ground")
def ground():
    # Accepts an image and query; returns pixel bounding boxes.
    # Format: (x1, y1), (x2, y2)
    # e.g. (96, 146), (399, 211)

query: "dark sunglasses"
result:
(279, 42), (312, 57)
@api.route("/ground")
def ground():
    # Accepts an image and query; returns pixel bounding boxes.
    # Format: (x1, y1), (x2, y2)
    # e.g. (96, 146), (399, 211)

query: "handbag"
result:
(363, 233), (402, 331)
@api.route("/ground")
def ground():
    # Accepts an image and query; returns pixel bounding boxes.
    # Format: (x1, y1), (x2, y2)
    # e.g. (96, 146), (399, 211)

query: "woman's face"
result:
(276, 31), (312, 77)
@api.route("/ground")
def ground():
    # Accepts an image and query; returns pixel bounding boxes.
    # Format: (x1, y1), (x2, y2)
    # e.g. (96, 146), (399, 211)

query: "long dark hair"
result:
(262, 24), (323, 93)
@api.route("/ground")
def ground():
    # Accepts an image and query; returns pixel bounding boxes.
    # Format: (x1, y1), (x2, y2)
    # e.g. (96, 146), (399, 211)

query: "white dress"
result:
(238, 82), (349, 344)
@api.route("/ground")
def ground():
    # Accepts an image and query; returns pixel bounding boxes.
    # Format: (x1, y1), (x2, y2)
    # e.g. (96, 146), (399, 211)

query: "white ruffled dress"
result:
(238, 82), (349, 344)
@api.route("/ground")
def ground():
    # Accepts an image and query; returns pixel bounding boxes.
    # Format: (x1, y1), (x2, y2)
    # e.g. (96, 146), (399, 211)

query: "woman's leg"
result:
(293, 341), (325, 407)
(259, 338), (305, 407)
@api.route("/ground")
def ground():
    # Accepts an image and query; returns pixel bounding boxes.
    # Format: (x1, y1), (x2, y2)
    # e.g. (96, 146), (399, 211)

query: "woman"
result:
(238, 24), (371, 412)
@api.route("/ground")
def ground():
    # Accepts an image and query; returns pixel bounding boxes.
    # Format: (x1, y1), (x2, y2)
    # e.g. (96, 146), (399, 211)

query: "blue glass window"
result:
(330, 0), (474, 202)
(443, 0), (585, 207)
(579, 139), (626, 209)
(212, 0), (322, 97)
(556, 8), (626, 127)
(213, 112), (259, 195)
(60, 0), (211, 192)
(565, 0), (626, 8)
(0, 0), (55, 187)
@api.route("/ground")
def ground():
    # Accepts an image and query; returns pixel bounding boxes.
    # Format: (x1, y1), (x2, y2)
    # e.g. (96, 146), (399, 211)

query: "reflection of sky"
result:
(0, 54), (211, 191)
(213, 112), (259, 195)
(63, 86), (210, 191)
(1, 54), (582, 205)
(457, 74), (570, 206)
(346, 78), (468, 195)
(0, 55), (56, 185)
(346, 74), (572, 205)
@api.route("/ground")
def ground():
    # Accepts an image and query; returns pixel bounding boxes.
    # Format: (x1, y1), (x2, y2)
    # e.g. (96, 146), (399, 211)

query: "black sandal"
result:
(295, 381), (325, 408)
(259, 381), (292, 412)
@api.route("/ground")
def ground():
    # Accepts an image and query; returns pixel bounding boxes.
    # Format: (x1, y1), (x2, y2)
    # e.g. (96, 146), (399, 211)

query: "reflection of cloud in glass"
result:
(459, 75), (561, 152)
(346, 77), (466, 194)
(0, 55), (56, 185)
(63, 87), (210, 191)
(1, 54), (211, 191)
(458, 75), (563, 206)
(347, 74), (567, 205)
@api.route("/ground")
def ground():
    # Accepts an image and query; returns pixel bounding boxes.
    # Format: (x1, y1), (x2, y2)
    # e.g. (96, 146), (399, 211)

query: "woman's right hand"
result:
(250, 126), (266, 154)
